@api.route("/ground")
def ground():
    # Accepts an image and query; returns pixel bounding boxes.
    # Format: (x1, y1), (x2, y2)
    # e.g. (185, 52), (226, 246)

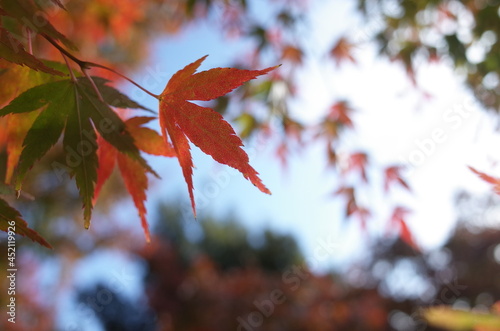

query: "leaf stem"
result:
(61, 52), (76, 82)
(41, 34), (160, 99)
(85, 62), (160, 99)
(82, 69), (105, 102)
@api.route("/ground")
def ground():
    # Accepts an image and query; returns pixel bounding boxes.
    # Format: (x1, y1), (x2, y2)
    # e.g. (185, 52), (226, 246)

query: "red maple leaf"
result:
(389, 206), (419, 250)
(334, 186), (371, 229)
(354, 206), (371, 230)
(94, 117), (173, 242)
(334, 186), (357, 217)
(159, 56), (276, 215)
(328, 101), (354, 128)
(345, 152), (369, 182)
(275, 142), (289, 170)
(384, 165), (411, 193)
(468, 166), (500, 195)
(329, 37), (356, 66)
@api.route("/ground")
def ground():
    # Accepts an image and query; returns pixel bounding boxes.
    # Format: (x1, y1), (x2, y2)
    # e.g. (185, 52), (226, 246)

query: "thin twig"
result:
(41, 33), (87, 68)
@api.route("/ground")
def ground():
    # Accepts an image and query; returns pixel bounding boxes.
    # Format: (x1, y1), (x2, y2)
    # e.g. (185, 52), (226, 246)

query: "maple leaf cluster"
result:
(0, 0), (276, 246)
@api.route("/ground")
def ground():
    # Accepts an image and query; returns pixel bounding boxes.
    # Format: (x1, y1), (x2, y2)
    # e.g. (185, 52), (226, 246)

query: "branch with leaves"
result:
(0, 0), (276, 246)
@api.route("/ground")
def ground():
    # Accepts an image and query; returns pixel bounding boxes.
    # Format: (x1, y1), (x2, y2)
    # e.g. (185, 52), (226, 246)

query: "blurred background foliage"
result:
(2, 197), (498, 330)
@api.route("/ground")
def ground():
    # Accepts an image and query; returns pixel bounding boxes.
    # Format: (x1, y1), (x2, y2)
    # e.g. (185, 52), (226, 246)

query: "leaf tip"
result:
(84, 218), (91, 230)
(140, 215), (152, 243)
(189, 195), (197, 219)
(41, 240), (53, 249)
(249, 175), (271, 195)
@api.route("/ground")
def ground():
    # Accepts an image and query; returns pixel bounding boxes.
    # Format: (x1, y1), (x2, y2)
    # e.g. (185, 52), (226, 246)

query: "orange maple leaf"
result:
(389, 206), (419, 250)
(281, 44), (303, 65)
(159, 56), (276, 216)
(94, 117), (172, 242)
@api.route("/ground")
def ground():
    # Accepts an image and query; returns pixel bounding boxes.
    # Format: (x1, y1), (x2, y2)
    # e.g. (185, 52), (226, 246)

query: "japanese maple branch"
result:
(42, 33), (84, 67)
(41, 34), (160, 100)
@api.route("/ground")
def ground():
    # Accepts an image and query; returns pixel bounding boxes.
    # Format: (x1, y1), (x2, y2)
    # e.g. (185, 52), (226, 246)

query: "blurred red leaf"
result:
(326, 143), (337, 167)
(329, 37), (356, 66)
(328, 101), (354, 128)
(384, 165), (411, 193)
(335, 186), (357, 217)
(283, 116), (303, 142)
(276, 142), (289, 170)
(389, 206), (419, 250)
(345, 152), (369, 182)
(354, 206), (371, 230)
(468, 166), (500, 195)
(281, 44), (303, 64)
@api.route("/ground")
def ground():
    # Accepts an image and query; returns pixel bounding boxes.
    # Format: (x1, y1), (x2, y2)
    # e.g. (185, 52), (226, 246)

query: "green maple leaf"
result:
(0, 77), (152, 228)
(90, 77), (152, 112)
